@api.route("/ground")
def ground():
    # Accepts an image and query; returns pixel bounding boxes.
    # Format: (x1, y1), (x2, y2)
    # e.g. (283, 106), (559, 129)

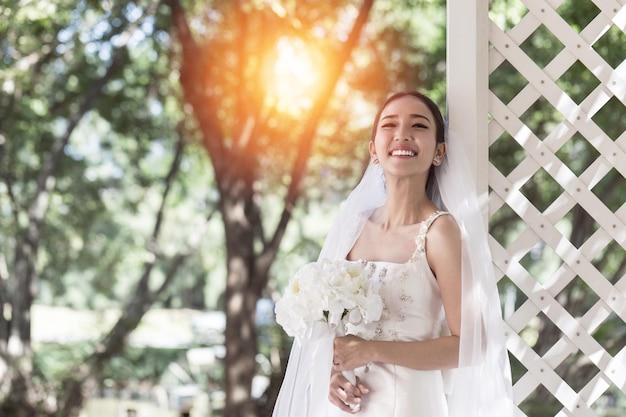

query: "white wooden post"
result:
(446, 0), (490, 211)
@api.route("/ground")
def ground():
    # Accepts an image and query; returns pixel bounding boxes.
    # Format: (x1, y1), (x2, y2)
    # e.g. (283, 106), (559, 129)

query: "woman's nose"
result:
(394, 124), (412, 141)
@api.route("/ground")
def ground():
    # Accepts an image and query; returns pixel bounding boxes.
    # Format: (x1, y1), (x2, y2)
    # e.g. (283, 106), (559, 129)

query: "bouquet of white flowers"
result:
(275, 258), (383, 387)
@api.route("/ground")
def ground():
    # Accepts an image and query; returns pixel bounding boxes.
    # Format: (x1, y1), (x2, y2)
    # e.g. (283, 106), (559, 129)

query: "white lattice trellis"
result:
(448, 0), (626, 416)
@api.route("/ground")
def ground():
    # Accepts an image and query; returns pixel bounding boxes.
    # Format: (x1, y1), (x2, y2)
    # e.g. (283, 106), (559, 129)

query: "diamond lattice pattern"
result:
(488, 0), (626, 415)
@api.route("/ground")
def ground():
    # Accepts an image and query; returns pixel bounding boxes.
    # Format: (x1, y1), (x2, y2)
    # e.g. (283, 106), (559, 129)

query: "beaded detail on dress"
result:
(409, 210), (448, 262)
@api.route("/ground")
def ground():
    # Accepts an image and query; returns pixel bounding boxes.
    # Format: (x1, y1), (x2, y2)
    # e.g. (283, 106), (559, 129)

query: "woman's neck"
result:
(377, 176), (435, 228)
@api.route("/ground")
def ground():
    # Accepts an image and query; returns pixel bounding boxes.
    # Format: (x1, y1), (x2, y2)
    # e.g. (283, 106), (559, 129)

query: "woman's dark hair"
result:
(370, 91), (447, 199)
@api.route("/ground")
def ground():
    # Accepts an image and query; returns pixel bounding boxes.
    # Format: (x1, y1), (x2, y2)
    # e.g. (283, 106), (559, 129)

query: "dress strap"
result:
(410, 211), (449, 261)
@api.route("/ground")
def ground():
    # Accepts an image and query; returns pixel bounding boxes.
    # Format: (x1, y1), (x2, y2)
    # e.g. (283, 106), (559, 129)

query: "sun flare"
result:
(266, 36), (323, 114)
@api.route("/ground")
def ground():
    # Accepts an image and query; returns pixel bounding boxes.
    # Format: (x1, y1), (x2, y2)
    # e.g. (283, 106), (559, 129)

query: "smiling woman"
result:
(264, 36), (325, 115)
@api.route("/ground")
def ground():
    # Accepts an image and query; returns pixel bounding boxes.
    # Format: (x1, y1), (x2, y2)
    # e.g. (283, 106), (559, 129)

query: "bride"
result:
(273, 91), (514, 417)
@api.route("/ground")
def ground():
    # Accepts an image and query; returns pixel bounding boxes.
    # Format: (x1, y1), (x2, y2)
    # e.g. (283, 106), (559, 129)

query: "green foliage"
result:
(34, 342), (184, 390)
(102, 346), (186, 383)
(0, 0), (227, 311)
(33, 342), (95, 388)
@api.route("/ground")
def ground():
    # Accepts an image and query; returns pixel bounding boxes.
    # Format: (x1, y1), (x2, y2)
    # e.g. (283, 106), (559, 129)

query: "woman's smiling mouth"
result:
(389, 148), (417, 157)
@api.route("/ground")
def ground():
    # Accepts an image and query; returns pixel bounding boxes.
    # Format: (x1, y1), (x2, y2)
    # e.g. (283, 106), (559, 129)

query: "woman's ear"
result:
(369, 141), (378, 164)
(433, 143), (446, 166)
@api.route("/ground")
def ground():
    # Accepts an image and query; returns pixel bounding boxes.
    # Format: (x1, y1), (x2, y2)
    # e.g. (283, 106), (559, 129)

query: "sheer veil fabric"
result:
(272, 127), (515, 417)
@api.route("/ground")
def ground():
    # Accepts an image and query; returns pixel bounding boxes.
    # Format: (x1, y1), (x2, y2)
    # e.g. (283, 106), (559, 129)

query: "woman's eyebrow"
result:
(380, 113), (431, 122)
(410, 114), (431, 122)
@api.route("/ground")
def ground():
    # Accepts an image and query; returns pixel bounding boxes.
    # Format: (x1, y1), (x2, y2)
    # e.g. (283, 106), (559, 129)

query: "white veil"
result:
(272, 113), (514, 417)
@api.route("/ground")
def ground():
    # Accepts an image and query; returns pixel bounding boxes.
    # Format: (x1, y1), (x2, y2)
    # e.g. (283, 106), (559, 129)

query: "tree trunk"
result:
(167, 1), (375, 415)
(0, 240), (36, 415)
(8, 232), (36, 355)
(0, 178), (55, 415)
(221, 174), (261, 417)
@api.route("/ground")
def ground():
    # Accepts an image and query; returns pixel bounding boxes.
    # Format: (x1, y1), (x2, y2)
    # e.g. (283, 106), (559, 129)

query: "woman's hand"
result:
(332, 335), (370, 371)
(328, 369), (369, 413)
(329, 335), (371, 413)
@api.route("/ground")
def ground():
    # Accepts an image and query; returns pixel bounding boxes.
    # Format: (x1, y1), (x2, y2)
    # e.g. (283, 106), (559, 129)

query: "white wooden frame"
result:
(447, 0), (626, 415)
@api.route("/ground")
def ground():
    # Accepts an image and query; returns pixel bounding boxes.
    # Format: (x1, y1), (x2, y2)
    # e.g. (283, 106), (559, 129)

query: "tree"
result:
(165, 1), (377, 415)
(0, 1), (202, 415)
(0, 1), (135, 412)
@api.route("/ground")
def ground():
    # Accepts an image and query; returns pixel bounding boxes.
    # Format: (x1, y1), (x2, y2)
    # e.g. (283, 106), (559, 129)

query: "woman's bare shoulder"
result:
(427, 213), (461, 250)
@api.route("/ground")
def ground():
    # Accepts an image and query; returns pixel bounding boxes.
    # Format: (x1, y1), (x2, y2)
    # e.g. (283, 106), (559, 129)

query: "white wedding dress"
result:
(274, 143), (515, 417)
(329, 210), (450, 417)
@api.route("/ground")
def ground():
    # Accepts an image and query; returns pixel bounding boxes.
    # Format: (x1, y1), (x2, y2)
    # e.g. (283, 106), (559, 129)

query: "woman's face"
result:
(370, 95), (445, 179)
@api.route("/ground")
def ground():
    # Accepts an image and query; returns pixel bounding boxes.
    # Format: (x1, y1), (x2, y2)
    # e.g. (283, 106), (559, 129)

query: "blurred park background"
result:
(1, 0), (624, 416)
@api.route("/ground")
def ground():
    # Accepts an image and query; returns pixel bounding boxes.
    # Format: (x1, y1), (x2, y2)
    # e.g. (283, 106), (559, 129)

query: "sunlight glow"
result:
(265, 36), (324, 114)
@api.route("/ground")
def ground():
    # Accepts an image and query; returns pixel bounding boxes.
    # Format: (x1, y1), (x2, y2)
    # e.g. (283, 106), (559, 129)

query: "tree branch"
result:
(257, 0), (375, 277)
(167, 0), (227, 180)
(57, 130), (210, 416)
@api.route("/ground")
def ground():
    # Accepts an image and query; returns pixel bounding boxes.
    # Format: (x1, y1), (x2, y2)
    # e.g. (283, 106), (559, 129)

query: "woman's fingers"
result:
(329, 372), (366, 413)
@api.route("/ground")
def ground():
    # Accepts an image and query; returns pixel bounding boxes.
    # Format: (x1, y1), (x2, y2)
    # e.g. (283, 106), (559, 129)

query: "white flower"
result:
(275, 259), (383, 344)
